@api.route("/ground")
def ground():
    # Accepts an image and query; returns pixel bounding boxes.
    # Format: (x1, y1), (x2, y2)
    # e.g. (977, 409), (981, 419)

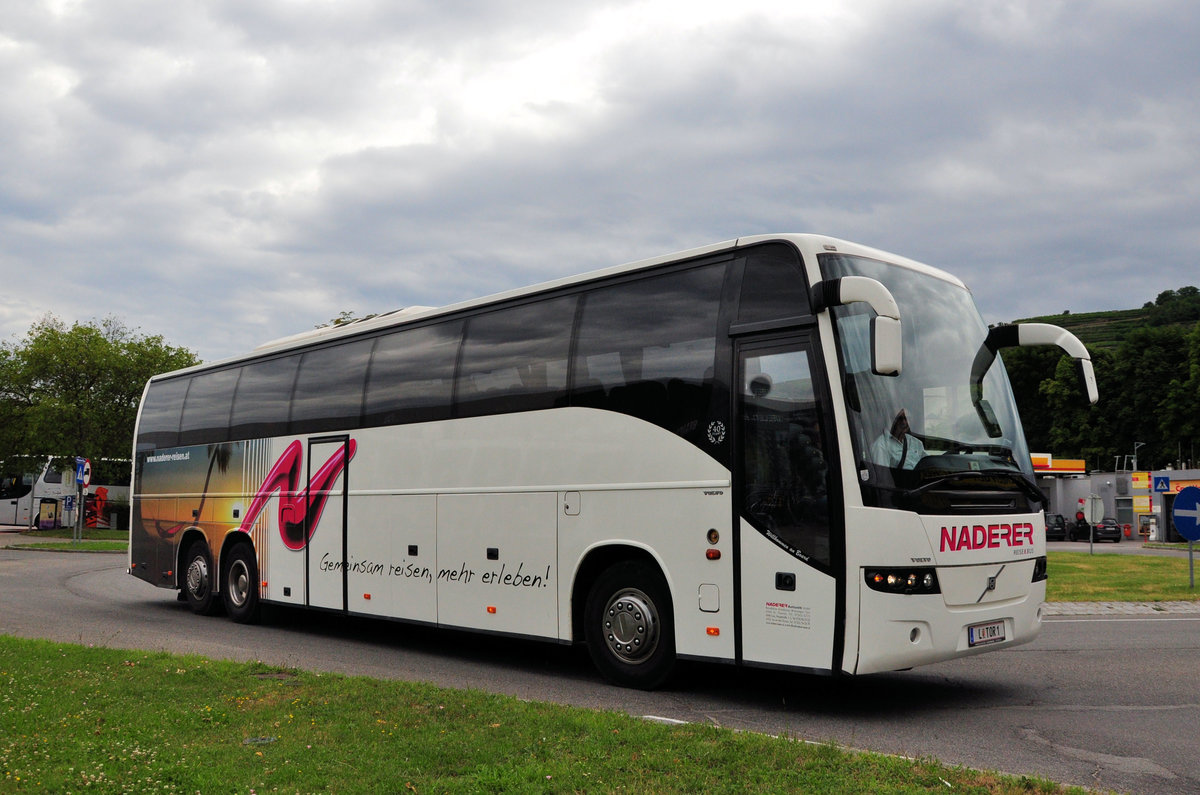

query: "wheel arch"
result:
(219, 529), (255, 562)
(174, 527), (208, 590)
(570, 543), (671, 643)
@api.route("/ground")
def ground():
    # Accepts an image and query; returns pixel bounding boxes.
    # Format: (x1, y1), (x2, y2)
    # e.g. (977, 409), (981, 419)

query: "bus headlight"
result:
(864, 567), (940, 595)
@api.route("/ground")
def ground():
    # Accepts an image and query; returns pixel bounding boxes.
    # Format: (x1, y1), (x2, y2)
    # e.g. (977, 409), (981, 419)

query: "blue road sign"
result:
(1173, 486), (1200, 542)
(1154, 476), (1172, 493)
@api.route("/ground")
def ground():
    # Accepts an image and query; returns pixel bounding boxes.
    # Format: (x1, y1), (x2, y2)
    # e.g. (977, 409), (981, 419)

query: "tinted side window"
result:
(456, 296), (577, 418)
(572, 263), (725, 437)
(290, 339), (374, 434)
(137, 378), (190, 451)
(738, 243), (811, 323)
(364, 320), (463, 426)
(741, 345), (831, 567)
(229, 356), (300, 441)
(179, 368), (240, 446)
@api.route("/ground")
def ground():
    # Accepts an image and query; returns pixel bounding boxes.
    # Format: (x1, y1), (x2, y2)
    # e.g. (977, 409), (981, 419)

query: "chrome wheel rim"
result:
(602, 588), (659, 664)
(186, 555), (209, 600)
(227, 558), (251, 608)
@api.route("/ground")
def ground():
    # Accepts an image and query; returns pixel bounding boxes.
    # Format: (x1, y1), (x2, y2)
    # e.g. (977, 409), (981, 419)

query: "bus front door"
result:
(305, 436), (351, 612)
(736, 337), (841, 673)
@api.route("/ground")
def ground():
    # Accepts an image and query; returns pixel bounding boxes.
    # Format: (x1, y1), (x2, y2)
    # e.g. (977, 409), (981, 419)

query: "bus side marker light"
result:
(364, 593), (372, 600)
(706, 627), (720, 636)
(487, 606), (497, 614)
(706, 549), (721, 560)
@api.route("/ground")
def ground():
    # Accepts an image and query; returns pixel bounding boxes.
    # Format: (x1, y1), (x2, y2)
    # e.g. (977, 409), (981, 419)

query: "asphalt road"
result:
(2, 545), (1198, 794)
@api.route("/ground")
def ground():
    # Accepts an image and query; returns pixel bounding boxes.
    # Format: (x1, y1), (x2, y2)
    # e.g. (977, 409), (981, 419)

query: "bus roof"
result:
(151, 233), (963, 381)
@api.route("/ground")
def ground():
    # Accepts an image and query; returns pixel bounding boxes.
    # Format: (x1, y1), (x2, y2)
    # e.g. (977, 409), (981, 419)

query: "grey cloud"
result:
(1, 1), (1197, 361)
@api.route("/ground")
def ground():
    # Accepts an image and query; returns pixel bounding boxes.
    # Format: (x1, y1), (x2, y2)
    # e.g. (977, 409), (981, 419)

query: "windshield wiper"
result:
(902, 469), (1046, 507)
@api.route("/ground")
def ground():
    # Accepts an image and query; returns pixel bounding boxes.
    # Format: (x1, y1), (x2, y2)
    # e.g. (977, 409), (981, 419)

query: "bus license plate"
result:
(968, 620), (1006, 647)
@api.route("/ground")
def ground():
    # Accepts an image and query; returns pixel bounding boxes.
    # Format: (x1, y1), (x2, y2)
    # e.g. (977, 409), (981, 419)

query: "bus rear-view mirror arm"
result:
(812, 276), (903, 377)
(970, 322), (1099, 438)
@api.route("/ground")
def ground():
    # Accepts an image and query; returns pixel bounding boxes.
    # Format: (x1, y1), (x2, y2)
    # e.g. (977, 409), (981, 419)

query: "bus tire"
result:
(584, 560), (675, 690)
(182, 541), (222, 616)
(222, 542), (260, 624)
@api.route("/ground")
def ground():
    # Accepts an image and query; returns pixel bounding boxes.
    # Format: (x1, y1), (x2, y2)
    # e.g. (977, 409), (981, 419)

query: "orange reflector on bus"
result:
(706, 549), (721, 560)
(706, 627), (720, 636)
(487, 606), (497, 614)
(364, 594), (372, 600)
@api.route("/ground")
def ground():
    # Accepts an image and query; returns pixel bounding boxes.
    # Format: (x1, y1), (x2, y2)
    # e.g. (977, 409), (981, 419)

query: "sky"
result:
(2, 0), (1198, 363)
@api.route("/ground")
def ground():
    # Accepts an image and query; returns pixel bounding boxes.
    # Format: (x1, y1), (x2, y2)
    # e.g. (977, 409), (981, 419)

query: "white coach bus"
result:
(129, 234), (1097, 688)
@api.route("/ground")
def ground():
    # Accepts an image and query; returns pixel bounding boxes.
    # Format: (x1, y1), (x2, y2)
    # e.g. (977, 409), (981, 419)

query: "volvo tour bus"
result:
(129, 234), (1097, 688)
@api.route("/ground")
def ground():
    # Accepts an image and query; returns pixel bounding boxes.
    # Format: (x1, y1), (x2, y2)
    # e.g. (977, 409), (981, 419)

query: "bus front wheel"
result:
(222, 542), (260, 624)
(183, 541), (222, 616)
(584, 561), (676, 690)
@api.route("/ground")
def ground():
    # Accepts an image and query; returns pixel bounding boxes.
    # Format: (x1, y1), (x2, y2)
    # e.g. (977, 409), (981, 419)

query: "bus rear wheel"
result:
(584, 561), (675, 690)
(222, 542), (260, 624)
(183, 541), (222, 616)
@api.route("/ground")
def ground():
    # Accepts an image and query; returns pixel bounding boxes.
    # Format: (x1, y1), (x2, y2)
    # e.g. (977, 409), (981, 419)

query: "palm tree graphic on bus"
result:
(237, 439), (357, 550)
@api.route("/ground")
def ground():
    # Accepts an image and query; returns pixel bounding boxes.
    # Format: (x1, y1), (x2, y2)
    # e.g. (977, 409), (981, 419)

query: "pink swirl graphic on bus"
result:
(237, 439), (357, 550)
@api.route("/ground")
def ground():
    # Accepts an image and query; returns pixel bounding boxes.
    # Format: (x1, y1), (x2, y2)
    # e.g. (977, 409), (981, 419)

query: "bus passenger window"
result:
(290, 339), (374, 434)
(737, 243), (811, 323)
(136, 377), (190, 452)
(456, 296), (576, 418)
(364, 320), (462, 426)
(572, 263), (724, 439)
(229, 356), (300, 441)
(179, 368), (239, 446)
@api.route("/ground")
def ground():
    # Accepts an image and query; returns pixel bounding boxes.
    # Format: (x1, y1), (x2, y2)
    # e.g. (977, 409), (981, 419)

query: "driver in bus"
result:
(871, 408), (925, 469)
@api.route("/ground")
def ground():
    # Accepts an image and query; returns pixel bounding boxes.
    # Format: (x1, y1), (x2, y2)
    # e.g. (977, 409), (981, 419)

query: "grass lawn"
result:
(0, 636), (1084, 794)
(1, 539), (1179, 790)
(1046, 550), (1200, 602)
(3, 527), (128, 553)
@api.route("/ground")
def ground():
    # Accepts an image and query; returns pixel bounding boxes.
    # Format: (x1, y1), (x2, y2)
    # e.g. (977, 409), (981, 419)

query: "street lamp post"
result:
(1133, 441), (1145, 472)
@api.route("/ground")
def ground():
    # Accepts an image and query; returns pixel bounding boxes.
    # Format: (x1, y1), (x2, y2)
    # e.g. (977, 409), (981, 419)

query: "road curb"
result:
(1045, 600), (1200, 615)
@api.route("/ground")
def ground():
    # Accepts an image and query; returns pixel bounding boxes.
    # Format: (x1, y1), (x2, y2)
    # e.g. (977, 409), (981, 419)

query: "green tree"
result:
(999, 345), (1061, 452)
(0, 316), (198, 466)
(1160, 322), (1200, 465)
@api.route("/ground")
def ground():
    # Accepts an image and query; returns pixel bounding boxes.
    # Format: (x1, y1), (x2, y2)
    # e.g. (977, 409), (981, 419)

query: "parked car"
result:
(1045, 513), (1068, 541)
(1072, 516), (1122, 542)
(1092, 517), (1122, 542)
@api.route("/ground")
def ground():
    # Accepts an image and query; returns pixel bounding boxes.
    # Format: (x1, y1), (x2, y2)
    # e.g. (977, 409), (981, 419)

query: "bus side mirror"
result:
(813, 276), (903, 377)
(976, 323), (1098, 405)
(970, 322), (1097, 438)
(871, 316), (902, 377)
(969, 322), (1097, 437)
(1075, 357), (1098, 406)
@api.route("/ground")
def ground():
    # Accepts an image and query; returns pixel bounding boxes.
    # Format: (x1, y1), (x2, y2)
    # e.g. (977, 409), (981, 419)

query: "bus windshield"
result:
(820, 253), (1037, 513)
